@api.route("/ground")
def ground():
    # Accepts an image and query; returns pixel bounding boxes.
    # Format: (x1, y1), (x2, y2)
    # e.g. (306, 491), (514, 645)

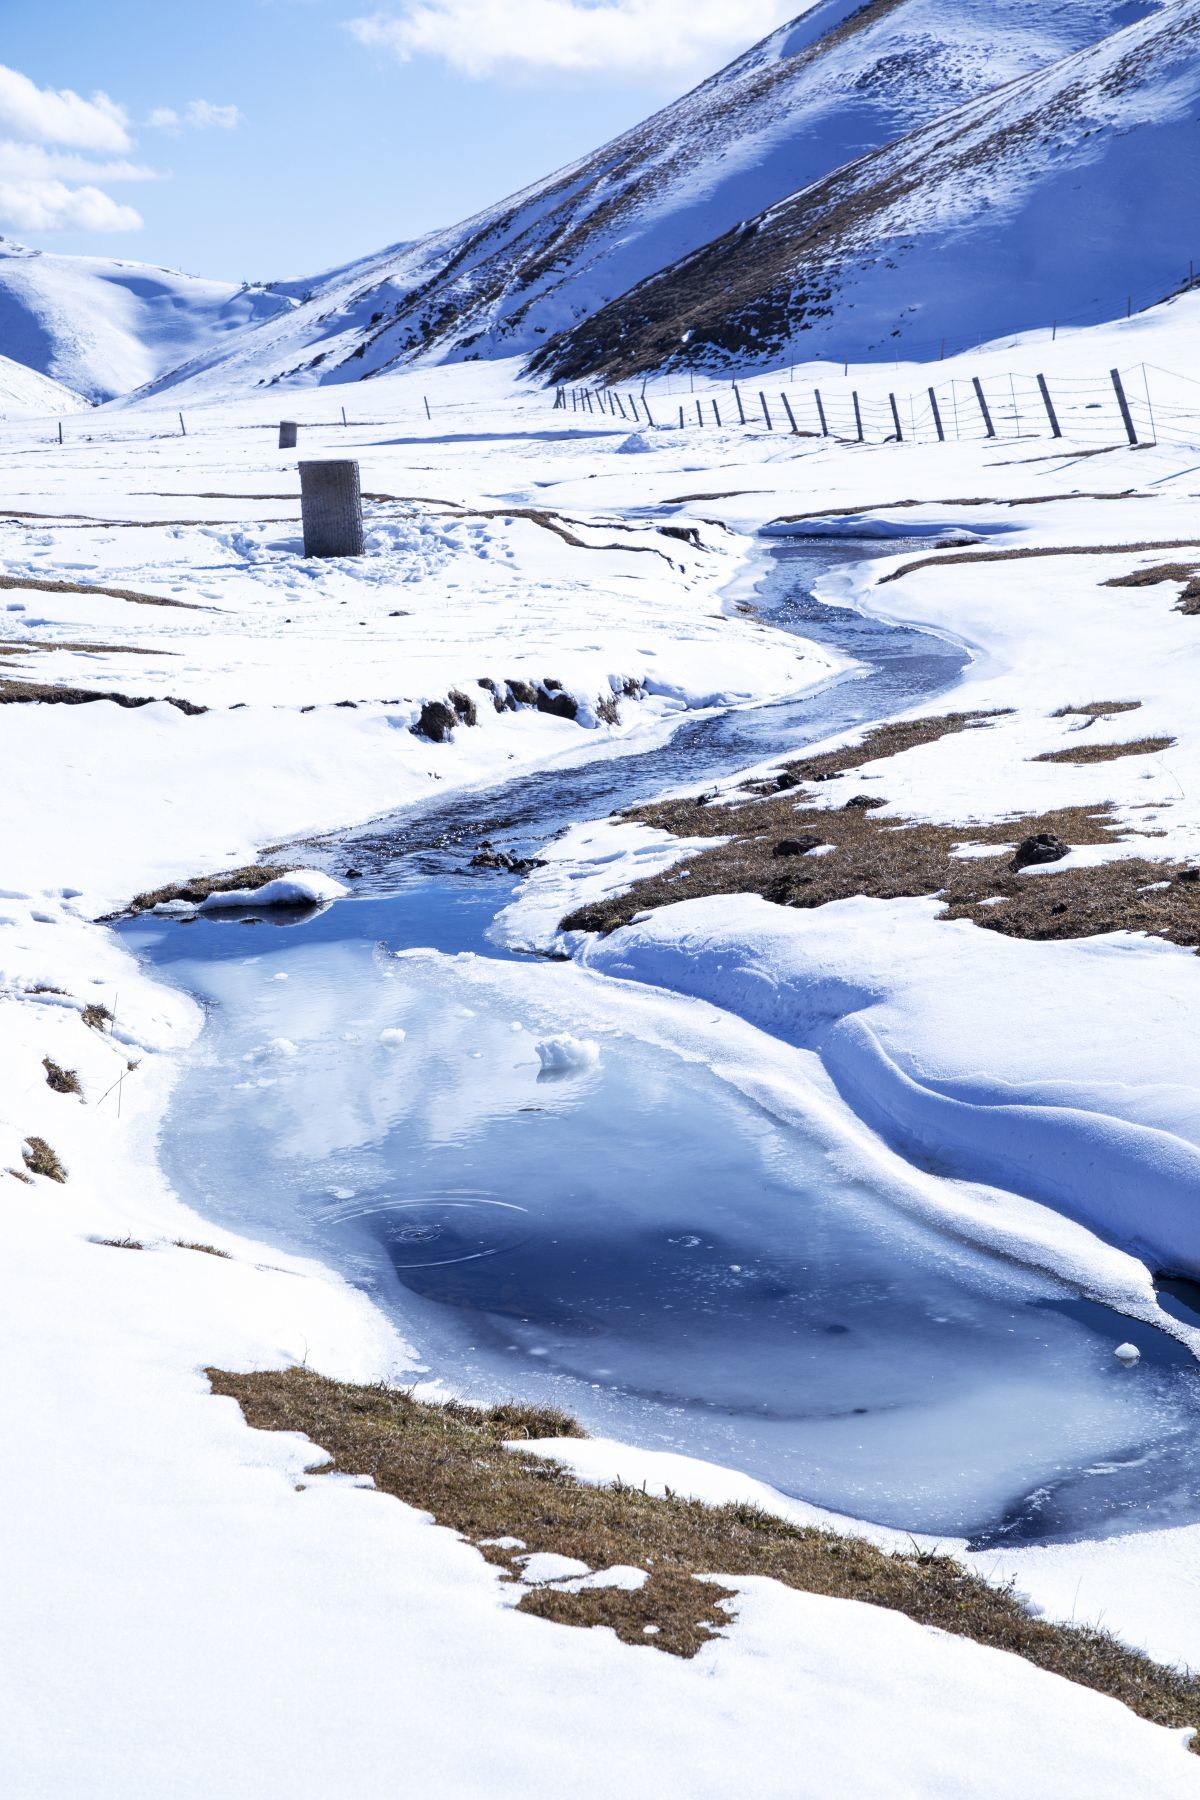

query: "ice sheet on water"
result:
(136, 925), (1200, 1543)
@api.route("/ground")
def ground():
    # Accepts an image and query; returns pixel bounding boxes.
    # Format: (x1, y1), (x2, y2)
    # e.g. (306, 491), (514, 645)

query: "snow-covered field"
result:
(4, 299), (1200, 1794)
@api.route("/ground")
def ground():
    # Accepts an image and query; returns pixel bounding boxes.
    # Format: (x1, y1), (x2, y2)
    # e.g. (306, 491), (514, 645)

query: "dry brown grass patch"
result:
(81, 1002), (113, 1033)
(1102, 562), (1200, 615)
(0, 679), (205, 714)
(23, 1137), (66, 1182)
(174, 1239), (231, 1258)
(1033, 737), (1175, 766)
(129, 863), (283, 914)
(42, 1058), (81, 1095)
(94, 1235), (145, 1251)
(210, 1367), (1200, 1741)
(1052, 701), (1142, 719)
(880, 541), (1200, 586)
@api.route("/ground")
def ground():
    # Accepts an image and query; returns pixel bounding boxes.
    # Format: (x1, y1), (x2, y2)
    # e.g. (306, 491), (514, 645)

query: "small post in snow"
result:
(888, 392), (903, 442)
(615, 393), (627, 420)
(733, 384), (746, 426)
(971, 377), (995, 439)
(1036, 374), (1062, 439)
(780, 392), (800, 435)
(759, 392), (773, 431)
(1110, 368), (1138, 446)
(300, 459), (365, 559)
(627, 394), (640, 422)
(712, 398), (722, 427)
(679, 405), (685, 429)
(57, 420), (63, 446)
(928, 388), (945, 443)
(814, 390), (829, 437)
(341, 406), (348, 427)
(642, 395), (656, 427)
(852, 392), (864, 443)
(423, 395), (432, 421)
(696, 399), (704, 426)
(279, 420), (298, 450)
(178, 412), (187, 437)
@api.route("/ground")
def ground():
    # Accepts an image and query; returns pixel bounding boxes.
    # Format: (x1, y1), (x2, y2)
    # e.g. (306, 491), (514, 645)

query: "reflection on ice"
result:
(125, 915), (1200, 1545)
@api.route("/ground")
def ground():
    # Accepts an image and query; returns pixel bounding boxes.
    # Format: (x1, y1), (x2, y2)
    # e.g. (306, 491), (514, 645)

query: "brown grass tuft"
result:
(1051, 701), (1142, 719)
(23, 1137), (66, 1182)
(209, 1366), (1200, 1740)
(42, 1058), (81, 1095)
(173, 1239), (231, 1258)
(94, 1235), (145, 1251)
(81, 1003), (113, 1033)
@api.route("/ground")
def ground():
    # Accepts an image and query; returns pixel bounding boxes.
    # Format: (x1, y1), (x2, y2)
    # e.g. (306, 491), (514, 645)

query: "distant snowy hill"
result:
(0, 351), (87, 418)
(0, 241), (296, 403)
(540, 0), (1200, 379)
(141, 0), (1160, 399)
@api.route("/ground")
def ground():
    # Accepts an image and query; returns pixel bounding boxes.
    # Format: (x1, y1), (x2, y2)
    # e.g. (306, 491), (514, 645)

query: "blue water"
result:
(118, 542), (1200, 1544)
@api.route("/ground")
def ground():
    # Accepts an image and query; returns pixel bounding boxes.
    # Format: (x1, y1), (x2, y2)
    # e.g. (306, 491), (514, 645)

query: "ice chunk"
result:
(535, 1034), (600, 1076)
(1114, 1343), (1142, 1365)
(379, 1027), (407, 1047)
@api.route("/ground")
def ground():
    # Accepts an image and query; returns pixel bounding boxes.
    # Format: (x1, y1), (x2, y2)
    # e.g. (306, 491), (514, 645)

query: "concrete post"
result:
(279, 420), (298, 450)
(300, 460), (364, 559)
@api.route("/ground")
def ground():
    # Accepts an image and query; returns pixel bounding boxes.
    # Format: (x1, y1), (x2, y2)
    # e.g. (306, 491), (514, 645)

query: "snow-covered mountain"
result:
(0, 241), (296, 403)
(539, 0), (1200, 379)
(0, 350), (88, 418)
(140, 0), (1161, 399)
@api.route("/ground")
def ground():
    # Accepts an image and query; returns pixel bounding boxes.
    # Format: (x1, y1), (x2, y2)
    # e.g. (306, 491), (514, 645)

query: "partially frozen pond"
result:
(118, 542), (1200, 1545)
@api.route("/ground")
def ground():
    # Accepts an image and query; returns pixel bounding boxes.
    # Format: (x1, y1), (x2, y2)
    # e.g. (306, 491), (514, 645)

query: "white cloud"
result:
(0, 179), (142, 233)
(0, 64), (130, 152)
(0, 142), (158, 184)
(149, 100), (243, 134)
(348, 0), (798, 80)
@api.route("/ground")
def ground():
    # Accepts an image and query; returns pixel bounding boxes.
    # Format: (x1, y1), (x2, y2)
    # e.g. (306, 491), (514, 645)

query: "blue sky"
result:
(0, 1), (797, 283)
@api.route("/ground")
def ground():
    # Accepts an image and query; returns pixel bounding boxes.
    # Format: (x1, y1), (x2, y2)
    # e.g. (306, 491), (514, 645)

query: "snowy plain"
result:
(3, 297), (1200, 1793)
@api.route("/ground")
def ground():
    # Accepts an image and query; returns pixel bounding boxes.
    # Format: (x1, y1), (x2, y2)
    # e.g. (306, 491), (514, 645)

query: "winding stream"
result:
(118, 541), (1200, 1547)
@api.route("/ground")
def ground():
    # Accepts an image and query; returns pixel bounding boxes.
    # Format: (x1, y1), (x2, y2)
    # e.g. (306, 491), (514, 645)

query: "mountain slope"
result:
(0, 241), (296, 403)
(536, 0), (1200, 379)
(141, 0), (1160, 400)
(0, 352), (87, 418)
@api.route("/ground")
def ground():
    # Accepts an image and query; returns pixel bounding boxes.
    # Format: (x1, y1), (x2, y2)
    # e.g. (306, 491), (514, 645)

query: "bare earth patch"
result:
(1102, 562), (1200, 615)
(129, 864), (284, 914)
(1033, 737), (1175, 766)
(211, 1367), (1200, 1745)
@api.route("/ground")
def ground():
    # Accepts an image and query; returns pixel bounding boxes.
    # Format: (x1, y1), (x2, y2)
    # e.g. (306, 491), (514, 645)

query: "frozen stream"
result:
(119, 541), (1200, 1546)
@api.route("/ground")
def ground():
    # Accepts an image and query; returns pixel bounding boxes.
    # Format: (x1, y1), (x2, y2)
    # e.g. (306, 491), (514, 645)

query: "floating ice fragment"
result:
(379, 1027), (407, 1047)
(243, 1037), (298, 1063)
(535, 1034), (601, 1076)
(1114, 1342), (1141, 1365)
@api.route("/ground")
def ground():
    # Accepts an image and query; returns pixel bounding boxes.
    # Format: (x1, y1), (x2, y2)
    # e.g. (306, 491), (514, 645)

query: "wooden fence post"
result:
(928, 388), (945, 443)
(423, 396), (432, 421)
(972, 377), (995, 439)
(814, 390), (829, 437)
(712, 399), (722, 427)
(1110, 368), (1138, 445)
(627, 394), (640, 422)
(760, 393), (773, 430)
(852, 392), (863, 442)
(780, 392), (799, 434)
(178, 412), (187, 437)
(888, 393), (903, 441)
(642, 396), (656, 427)
(733, 384), (746, 426)
(1036, 374), (1061, 438)
(696, 399), (704, 426)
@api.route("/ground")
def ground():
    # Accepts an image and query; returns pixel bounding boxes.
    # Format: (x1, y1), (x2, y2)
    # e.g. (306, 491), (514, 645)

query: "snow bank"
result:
(198, 871), (348, 912)
(578, 894), (1200, 1280)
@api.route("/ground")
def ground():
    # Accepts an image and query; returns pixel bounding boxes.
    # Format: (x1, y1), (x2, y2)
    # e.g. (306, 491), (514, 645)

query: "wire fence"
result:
(556, 362), (1200, 451)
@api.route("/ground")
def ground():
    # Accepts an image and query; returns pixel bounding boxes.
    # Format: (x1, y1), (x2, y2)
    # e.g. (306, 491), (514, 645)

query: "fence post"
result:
(423, 396), (432, 421)
(780, 392), (800, 435)
(888, 393), (903, 442)
(972, 377), (995, 438)
(679, 405), (685, 428)
(852, 392), (863, 442)
(57, 420), (63, 446)
(696, 400), (704, 426)
(341, 406), (348, 427)
(712, 399), (722, 427)
(300, 460), (365, 559)
(178, 412), (187, 438)
(927, 388), (945, 443)
(1110, 368), (1138, 445)
(814, 390), (829, 437)
(642, 396), (656, 427)
(1036, 374), (1061, 438)
(627, 394), (639, 422)
(279, 421), (298, 450)
(615, 393), (627, 419)
(760, 393), (773, 431)
(733, 384), (746, 426)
